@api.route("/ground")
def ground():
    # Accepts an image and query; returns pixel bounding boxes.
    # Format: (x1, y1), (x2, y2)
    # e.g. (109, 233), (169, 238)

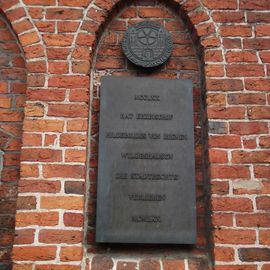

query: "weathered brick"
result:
(39, 229), (83, 244)
(239, 248), (270, 262)
(13, 246), (57, 261)
(16, 212), (59, 227)
(40, 196), (84, 210)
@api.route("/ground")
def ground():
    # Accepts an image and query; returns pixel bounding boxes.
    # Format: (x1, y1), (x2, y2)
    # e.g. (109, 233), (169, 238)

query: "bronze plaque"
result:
(96, 76), (196, 244)
(122, 21), (172, 68)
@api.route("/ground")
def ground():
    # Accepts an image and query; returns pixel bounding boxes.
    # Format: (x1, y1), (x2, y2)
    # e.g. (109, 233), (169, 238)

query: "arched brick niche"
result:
(86, 0), (212, 268)
(0, 11), (26, 270)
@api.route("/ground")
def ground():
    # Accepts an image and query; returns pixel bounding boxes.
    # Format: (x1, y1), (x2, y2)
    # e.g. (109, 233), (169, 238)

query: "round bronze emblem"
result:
(122, 21), (172, 68)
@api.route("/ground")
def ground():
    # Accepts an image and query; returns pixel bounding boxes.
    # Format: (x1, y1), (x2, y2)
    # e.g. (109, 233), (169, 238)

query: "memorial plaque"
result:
(96, 76), (196, 244)
(122, 21), (172, 68)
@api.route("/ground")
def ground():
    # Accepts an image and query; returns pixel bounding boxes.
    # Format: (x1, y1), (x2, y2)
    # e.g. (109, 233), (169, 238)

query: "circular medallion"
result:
(122, 21), (172, 68)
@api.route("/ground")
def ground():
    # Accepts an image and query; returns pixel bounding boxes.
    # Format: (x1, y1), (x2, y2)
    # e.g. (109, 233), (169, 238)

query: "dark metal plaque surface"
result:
(122, 21), (172, 68)
(96, 76), (196, 244)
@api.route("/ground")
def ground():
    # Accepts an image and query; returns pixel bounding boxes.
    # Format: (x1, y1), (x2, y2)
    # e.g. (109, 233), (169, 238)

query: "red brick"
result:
(58, 0), (90, 6)
(48, 48), (70, 60)
(236, 214), (270, 227)
(64, 213), (84, 227)
(226, 51), (257, 63)
(58, 21), (80, 33)
(212, 213), (233, 226)
(256, 24), (270, 37)
(60, 133), (87, 146)
(205, 64), (224, 77)
(23, 0), (56, 4)
(244, 39), (270, 50)
(240, 0), (270, 10)
(35, 21), (55, 33)
(48, 62), (69, 74)
(212, 197), (253, 212)
(72, 61), (90, 73)
(13, 246), (57, 261)
(230, 122), (268, 135)
(260, 52), (270, 63)
(214, 228), (256, 244)
(209, 149), (228, 163)
(215, 266), (256, 270)
(202, 0), (237, 9)
(162, 259), (185, 270)
(95, 58), (125, 69)
(20, 164), (39, 178)
(209, 135), (241, 148)
(19, 180), (61, 193)
(221, 25), (252, 37)
(211, 165), (250, 179)
(228, 93), (266, 105)
(245, 79), (270, 91)
(40, 196), (84, 210)
(65, 181), (84, 195)
(46, 8), (83, 20)
(138, 8), (173, 18)
(14, 229), (35, 245)
(232, 150), (270, 164)
(208, 107), (245, 119)
(67, 119), (88, 131)
(227, 64), (265, 77)
(214, 247), (235, 262)
(211, 181), (229, 194)
(248, 107), (270, 119)
(259, 230), (270, 245)
(239, 248), (270, 262)
(69, 89), (89, 102)
(21, 148), (62, 162)
(0, 96), (12, 108)
(43, 34), (73, 46)
(6, 7), (26, 21)
(207, 94), (226, 106)
(48, 75), (89, 88)
(248, 12), (270, 23)
(76, 33), (95, 46)
(24, 119), (64, 132)
(65, 149), (87, 163)
(256, 196), (270, 210)
(212, 11), (244, 23)
(91, 256), (114, 270)
(255, 166), (270, 179)
(204, 49), (223, 62)
(16, 212), (59, 227)
(260, 136), (270, 148)
(35, 266), (80, 270)
(43, 164), (85, 178)
(13, 264), (33, 270)
(19, 32), (40, 46)
(206, 79), (243, 91)
(48, 104), (88, 117)
(39, 229), (83, 244)
(120, 8), (137, 19)
(60, 246), (83, 261)
(17, 196), (36, 210)
(27, 89), (65, 101)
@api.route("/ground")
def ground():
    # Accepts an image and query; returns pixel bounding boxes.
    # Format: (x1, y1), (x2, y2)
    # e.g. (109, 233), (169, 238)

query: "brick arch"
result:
(0, 0), (47, 75)
(71, 0), (220, 63)
(83, 0), (215, 269)
(0, 10), (27, 270)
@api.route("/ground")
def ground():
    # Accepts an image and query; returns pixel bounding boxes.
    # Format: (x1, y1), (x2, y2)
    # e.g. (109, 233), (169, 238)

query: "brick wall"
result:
(0, 12), (26, 270)
(86, 1), (212, 268)
(0, 0), (269, 269)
